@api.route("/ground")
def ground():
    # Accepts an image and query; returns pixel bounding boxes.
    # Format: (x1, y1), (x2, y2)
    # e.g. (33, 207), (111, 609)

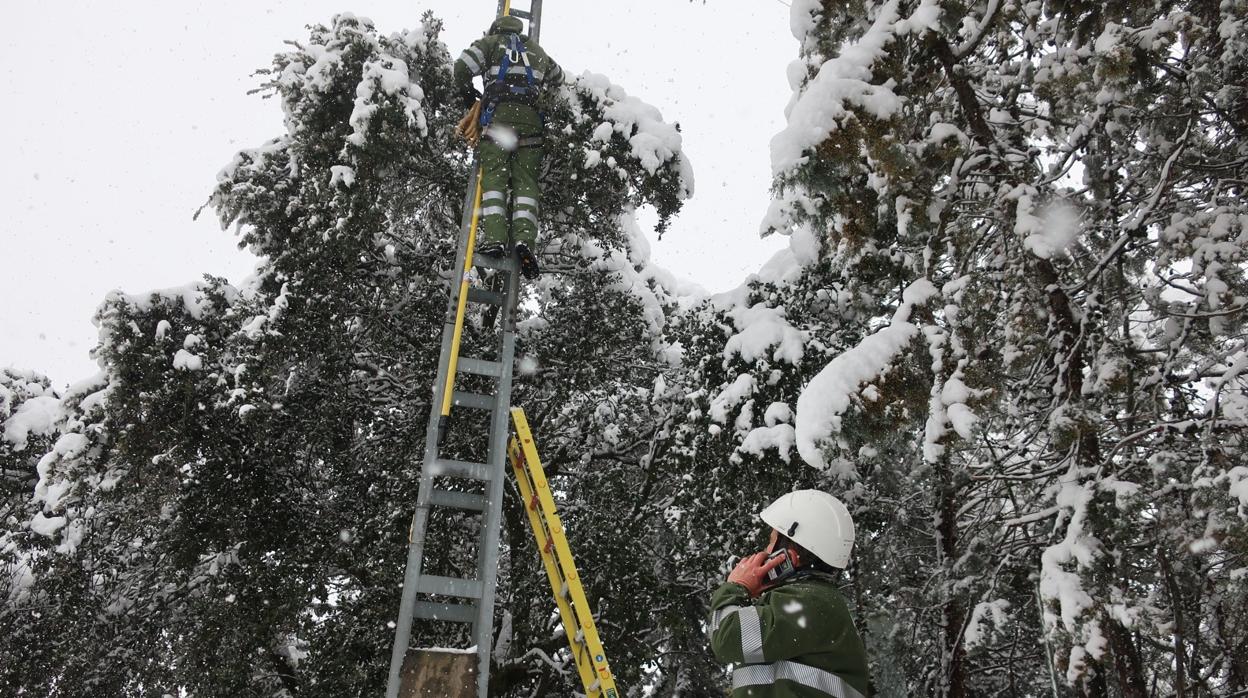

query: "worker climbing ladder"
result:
(509, 408), (619, 698)
(383, 1), (574, 697)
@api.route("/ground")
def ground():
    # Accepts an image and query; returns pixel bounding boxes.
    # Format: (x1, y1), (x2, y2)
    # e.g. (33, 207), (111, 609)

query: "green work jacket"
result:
(453, 29), (565, 130)
(709, 574), (870, 698)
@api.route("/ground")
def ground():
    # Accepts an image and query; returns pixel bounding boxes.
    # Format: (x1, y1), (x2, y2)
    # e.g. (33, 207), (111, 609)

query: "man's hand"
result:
(727, 551), (787, 598)
(455, 102), (483, 147)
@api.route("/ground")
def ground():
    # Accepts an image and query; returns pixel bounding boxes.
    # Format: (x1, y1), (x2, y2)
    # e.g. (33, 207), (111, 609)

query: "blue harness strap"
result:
(480, 34), (538, 128)
(516, 36), (536, 88)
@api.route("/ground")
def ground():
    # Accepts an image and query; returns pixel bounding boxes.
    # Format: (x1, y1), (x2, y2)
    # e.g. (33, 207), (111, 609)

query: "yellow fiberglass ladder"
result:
(384, 1), (617, 696)
(509, 408), (619, 698)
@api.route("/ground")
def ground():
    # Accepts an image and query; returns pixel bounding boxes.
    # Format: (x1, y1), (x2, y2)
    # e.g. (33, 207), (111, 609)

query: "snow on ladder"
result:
(509, 408), (620, 698)
(384, 2), (548, 697)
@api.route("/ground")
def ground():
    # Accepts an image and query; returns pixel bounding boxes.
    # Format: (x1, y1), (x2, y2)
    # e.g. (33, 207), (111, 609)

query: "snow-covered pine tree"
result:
(1, 368), (69, 689)
(2, 369), (61, 524)
(1, 12), (691, 696)
(666, 0), (1248, 695)
(0, 366), (113, 692)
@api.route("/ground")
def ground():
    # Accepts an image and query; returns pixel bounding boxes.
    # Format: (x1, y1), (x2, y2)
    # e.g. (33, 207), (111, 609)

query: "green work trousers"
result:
(478, 122), (542, 248)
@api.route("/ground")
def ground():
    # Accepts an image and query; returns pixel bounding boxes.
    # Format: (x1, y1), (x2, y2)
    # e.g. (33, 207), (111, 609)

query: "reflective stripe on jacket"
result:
(709, 575), (870, 697)
(453, 32), (564, 129)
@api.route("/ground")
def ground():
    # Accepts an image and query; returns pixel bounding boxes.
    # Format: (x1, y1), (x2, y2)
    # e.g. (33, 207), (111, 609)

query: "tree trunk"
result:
(937, 459), (969, 698)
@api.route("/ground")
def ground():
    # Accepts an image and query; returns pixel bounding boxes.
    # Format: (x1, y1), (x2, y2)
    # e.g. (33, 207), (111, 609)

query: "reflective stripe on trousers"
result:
(733, 661), (864, 698)
(514, 195), (539, 210)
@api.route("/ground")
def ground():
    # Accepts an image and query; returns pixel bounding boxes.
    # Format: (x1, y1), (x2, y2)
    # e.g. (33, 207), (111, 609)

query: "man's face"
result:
(764, 528), (780, 555)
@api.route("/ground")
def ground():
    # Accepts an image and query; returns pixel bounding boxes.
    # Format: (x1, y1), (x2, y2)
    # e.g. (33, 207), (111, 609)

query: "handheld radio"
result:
(764, 548), (797, 584)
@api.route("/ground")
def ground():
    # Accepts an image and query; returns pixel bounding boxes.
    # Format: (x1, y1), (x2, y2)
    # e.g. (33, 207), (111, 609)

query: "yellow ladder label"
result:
(508, 408), (620, 698)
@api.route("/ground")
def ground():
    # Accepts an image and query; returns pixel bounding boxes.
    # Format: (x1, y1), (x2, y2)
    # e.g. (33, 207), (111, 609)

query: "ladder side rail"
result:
(514, 412), (614, 660)
(508, 440), (601, 694)
(471, 267), (521, 697)
(510, 409), (619, 696)
(528, 0), (542, 43)
(384, 158), (484, 698)
(384, 481), (437, 698)
(523, 461), (617, 694)
(497, 0), (542, 42)
(432, 158), (485, 439)
(438, 167), (487, 441)
(446, 160), (485, 333)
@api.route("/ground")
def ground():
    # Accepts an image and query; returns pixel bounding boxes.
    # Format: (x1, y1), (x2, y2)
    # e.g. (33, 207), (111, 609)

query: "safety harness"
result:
(481, 35), (536, 123)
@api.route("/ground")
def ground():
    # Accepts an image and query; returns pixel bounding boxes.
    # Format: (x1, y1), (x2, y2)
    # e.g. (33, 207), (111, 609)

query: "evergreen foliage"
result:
(672, 0), (1248, 695)
(4, 2), (1248, 697)
(1, 12), (689, 696)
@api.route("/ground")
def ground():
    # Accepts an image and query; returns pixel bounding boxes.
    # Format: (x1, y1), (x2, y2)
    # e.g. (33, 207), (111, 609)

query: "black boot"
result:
(514, 243), (540, 280)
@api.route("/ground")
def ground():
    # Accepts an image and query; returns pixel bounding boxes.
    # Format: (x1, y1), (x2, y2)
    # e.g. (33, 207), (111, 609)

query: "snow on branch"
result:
(563, 71), (695, 200)
(722, 303), (807, 367)
(794, 279), (938, 471)
(770, 0), (941, 177)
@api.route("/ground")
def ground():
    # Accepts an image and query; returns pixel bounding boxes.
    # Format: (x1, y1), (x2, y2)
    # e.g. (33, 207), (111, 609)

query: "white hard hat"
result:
(759, 490), (855, 569)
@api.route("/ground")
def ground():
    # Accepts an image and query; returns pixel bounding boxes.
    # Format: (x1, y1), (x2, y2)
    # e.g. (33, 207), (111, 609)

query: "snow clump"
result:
(3, 395), (63, 452)
(772, 0), (943, 176)
(794, 279), (938, 471)
(565, 71), (694, 198)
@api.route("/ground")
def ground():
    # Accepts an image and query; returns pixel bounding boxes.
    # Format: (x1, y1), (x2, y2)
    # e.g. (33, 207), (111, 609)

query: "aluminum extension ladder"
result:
(509, 408), (619, 698)
(383, 2), (544, 695)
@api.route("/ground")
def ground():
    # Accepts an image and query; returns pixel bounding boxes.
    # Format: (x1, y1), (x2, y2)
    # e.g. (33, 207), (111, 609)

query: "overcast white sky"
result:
(1, 1), (795, 388)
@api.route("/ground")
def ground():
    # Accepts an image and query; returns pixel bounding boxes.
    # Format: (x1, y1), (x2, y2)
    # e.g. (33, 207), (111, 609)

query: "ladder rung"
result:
(417, 574), (485, 599)
(428, 489), (487, 511)
(510, 9), (532, 19)
(466, 287), (505, 306)
(453, 391), (497, 411)
(475, 254), (518, 273)
(413, 600), (477, 624)
(457, 357), (503, 378)
(427, 459), (494, 481)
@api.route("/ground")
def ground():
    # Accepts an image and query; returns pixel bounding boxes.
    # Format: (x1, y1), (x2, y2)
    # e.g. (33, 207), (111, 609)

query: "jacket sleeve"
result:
(709, 581), (838, 665)
(545, 54), (565, 87)
(453, 38), (490, 90)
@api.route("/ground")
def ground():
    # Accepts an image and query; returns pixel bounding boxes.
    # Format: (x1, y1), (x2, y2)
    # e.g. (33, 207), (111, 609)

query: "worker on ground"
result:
(453, 15), (565, 280)
(709, 490), (871, 697)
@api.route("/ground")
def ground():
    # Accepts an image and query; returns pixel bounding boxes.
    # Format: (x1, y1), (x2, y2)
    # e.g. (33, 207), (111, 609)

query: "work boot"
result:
(476, 241), (506, 259)
(515, 243), (540, 280)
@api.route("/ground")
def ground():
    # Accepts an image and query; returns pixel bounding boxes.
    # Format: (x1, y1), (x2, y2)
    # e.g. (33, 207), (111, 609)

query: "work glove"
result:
(455, 101), (483, 147)
(727, 551), (788, 598)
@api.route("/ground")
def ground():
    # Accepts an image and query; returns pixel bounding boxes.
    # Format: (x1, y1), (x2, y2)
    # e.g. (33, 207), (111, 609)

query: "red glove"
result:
(727, 551), (788, 598)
